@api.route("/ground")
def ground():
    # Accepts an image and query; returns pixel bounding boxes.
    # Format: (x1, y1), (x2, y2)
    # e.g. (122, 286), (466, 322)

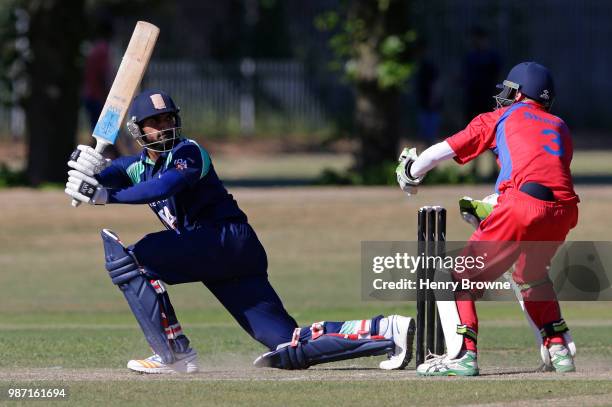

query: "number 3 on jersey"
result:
(541, 129), (564, 157)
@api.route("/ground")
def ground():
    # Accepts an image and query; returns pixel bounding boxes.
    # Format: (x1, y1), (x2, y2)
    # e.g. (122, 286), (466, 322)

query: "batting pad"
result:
(254, 333), (394, 370)
(101, 229), (175, 364)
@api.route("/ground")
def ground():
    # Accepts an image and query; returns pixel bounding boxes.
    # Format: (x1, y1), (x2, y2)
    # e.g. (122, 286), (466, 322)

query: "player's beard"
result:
(157, 129), (177, 151)
(143, 128), (179, 152)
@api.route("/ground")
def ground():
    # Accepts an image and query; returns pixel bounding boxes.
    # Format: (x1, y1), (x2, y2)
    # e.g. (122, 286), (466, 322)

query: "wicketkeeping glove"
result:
(65, 169), (108, 205)
(458, 193), (498, 228)
(67, 145), (111, 176)
(395, 147), (424, 195)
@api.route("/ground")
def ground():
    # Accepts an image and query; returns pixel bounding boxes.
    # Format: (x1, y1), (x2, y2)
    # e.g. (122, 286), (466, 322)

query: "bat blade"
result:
(92, 21), (159, 146)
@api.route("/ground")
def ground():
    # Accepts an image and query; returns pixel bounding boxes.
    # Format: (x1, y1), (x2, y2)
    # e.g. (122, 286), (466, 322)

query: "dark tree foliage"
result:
(23, 0), (85, 185)
(0, 0), (162, 185)
(316, 0), (415, 180)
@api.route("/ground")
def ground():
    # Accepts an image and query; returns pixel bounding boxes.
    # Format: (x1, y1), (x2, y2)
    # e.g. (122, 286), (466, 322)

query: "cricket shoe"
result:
(549, 344), (575, 373)
(127, 348), (199, 374)
(379, 315), (415, 370)
(416, 350), (479, 376)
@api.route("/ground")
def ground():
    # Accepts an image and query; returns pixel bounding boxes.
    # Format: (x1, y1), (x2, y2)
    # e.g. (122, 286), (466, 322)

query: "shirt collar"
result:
(140, 150), (167, 166)
(139, 138), (184, 165)
(519, 99), (545, 110)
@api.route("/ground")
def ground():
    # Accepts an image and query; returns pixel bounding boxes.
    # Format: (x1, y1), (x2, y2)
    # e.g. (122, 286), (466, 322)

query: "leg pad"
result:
(101, 229), (176, 364)
(254, 333), (394, 370)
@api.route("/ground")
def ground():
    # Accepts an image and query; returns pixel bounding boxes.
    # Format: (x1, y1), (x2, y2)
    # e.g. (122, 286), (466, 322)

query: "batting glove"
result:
(395, 147), (424, 195)
(65, 169), (108, 205)
(67, 145), (111, 176)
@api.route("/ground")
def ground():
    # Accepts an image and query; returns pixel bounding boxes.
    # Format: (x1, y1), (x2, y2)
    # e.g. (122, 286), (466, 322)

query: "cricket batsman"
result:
(65, 89), (414, 374)
(395, 62), (579, 375)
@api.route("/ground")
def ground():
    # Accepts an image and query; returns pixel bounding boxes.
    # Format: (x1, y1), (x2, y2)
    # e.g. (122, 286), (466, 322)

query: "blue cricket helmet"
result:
(495, 62), (555, 109)
(126, 90), (183, 152)
(128, 89), (180, 123)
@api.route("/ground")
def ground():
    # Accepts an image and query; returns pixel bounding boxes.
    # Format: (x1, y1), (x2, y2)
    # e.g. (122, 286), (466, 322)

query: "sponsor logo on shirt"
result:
(174, 158), (188, 171)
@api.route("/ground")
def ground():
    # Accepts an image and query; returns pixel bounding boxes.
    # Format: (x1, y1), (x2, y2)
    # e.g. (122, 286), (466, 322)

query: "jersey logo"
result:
(174, 158), (188, 171)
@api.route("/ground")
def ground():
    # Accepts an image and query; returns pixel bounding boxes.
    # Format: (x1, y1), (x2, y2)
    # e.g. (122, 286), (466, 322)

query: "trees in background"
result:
(0, 0), (414, 185)
(0, 0), (159, 185)
(0, 0), (293, 185)
(26, 1), (86, 185)
(317, 0), (414, 181)
(1, 1), (85, 185)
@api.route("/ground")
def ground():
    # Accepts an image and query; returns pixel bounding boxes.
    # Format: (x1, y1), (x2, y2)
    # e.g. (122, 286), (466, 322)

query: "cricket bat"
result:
(72, 21), (159, 207)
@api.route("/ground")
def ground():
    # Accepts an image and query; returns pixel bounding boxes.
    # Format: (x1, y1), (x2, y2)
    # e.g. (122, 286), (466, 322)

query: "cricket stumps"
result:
(416, 205), (446, 366)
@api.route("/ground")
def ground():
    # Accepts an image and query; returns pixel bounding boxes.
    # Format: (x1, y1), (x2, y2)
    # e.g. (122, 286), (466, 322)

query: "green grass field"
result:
(1, 185), (611, 406)
(179, 149), (612, 183)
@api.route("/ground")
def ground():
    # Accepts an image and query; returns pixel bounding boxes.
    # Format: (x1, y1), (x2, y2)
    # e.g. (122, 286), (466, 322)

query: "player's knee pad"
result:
(102, 229), (141, 285)
(253, 328), (394, 370)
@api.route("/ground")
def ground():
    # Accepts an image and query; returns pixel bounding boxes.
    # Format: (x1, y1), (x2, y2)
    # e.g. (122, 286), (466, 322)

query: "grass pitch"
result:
(1, 185), (611, 406)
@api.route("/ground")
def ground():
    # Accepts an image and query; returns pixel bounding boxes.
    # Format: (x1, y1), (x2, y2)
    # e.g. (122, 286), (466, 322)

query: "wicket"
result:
(416, 206), (446, 366)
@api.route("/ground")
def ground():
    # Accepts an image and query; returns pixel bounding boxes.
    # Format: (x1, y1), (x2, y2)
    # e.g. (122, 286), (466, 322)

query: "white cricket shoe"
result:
(416, 350), (479, 376)
(127, 348), (199, 374)
(549, 344), (576, 373)
(379, 315), (415, 370)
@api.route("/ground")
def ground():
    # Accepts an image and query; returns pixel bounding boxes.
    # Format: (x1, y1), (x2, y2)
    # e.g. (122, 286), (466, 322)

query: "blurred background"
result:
(0, 0), (611, 187)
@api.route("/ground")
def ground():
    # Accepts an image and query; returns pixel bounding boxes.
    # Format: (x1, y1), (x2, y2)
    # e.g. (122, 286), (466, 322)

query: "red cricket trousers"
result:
(455, 188), (578, 351)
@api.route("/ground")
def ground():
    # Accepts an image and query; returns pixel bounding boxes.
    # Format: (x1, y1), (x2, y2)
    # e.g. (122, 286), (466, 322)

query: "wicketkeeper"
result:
(65, 89), (414, 374)
(396, 62), (579, 376)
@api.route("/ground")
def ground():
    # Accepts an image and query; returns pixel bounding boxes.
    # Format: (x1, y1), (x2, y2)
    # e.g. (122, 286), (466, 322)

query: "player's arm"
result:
(396, 111), (500, 194)
(66, 143), (207, 205)
(106, 169), (189, 204)
(445, 111), (500, 165)
(95, 159), (135, 189)
(106, 143), (209, 205)
(395, 143), (455, 195)
(410, 141), (456, 178)
(66, 165), (183, 206)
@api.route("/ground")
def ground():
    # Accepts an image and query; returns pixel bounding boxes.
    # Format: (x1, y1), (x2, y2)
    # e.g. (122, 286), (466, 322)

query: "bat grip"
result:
(71, 140), (110, 208)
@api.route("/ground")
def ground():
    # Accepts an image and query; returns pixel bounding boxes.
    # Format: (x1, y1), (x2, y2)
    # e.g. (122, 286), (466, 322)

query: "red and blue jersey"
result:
(95, 138), (247, 232)
(446, 101), (578, 202)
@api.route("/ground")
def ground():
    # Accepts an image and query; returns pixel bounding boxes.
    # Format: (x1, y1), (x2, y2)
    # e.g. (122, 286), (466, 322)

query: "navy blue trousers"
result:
(132, 222), (298, 350)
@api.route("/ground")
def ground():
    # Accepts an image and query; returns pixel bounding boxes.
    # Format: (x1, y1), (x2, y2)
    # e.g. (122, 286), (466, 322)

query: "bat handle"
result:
(71, 139), (110, 208)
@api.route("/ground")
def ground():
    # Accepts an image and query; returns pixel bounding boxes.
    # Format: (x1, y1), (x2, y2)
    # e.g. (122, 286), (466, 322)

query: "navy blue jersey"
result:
(96, 138), (247, 232)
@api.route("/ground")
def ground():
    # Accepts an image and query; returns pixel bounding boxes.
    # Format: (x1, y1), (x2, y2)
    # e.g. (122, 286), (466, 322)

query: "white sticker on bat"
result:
(158, 206), (177, 231)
